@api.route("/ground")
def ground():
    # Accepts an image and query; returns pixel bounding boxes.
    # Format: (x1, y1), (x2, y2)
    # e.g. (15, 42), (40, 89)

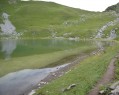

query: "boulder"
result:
(110, 81), (119, 90)
(62, 84), (76, 92)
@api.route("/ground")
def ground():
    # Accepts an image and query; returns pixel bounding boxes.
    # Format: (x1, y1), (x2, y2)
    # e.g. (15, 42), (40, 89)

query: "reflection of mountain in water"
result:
(94, 40), (116, 52)
(1, 39), (17, 60)
(95, 41), (104, 50)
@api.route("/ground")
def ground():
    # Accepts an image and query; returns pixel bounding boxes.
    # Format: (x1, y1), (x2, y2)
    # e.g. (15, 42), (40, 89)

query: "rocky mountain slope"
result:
(105, 2), (119, 13)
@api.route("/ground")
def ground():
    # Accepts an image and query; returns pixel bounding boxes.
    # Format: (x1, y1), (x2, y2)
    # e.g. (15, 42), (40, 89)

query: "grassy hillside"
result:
(0, 0), (119, 39)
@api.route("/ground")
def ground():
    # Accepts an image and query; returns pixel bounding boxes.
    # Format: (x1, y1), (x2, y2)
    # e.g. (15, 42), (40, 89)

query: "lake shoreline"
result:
(28, 49), (104, 95)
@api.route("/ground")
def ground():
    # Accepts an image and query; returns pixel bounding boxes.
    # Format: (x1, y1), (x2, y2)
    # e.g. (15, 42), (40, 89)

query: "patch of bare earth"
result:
(37, 49), (102, 88)
(88, 53), (119, 95)
(27, 49), (103, 95)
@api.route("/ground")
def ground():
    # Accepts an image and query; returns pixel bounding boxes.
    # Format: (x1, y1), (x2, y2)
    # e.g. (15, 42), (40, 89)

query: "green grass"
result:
(0, 1), (118, 39)
(0, 1), (119, 94)
(34, 43), (119, 95)
(0, 44), (96, 77)
(115, 58), (119, 80)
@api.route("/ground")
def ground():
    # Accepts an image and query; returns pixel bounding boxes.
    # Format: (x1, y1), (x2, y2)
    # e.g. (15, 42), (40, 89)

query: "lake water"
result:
(0, 38), (93, 60)
(0, 38), (115, 95)
(0, 63), (69, 95)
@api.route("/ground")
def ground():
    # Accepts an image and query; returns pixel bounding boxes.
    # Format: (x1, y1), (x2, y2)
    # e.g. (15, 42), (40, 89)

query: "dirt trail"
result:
(88, 53), (119, 95)
(35, 49), (103, 89)
(27, 49), (103, 95)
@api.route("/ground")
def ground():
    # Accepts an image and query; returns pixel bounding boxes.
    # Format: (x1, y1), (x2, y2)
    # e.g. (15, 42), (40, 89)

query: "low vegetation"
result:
(0, 1), (119, 95)
(115, 58), (119, 80)
(0, 0), (119, 39)
(34, 43), (119, 95)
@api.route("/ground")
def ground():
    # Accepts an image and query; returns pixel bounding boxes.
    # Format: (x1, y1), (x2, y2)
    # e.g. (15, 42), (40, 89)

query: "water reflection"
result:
(0, 39), (90, 59)
(0, 64), (68, 95)
(1, 39), (17, 60)
(94, 40), (116, 51)
(0, 39), (116, 60)
(0, 39), (117, 95)
(95, 40), (104, 50)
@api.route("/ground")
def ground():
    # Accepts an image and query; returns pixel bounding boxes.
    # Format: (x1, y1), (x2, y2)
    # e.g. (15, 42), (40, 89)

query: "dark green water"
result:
(0, 38), (95, 60)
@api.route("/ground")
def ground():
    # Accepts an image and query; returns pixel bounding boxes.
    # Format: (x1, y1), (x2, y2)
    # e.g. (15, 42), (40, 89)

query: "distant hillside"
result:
(105, 3), (119, 13)
(0, 0), (119, 40)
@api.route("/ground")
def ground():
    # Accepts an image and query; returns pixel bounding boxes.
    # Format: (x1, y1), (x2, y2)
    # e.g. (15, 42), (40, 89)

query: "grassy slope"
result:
(35, 43), (119, 95)
(0, 0), (118, 39)
(115, 59), (119, 80)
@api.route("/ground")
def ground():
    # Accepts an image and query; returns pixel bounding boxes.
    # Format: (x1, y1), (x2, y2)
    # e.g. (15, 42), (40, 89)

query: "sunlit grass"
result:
(34, 44), (119, 95)
(0, 1), (118, 39)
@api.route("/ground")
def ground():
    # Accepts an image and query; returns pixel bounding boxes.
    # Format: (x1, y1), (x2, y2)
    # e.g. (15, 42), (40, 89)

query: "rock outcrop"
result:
(99, 81), (119, 95)
(105, 3), (119, 13)
(0, 12), (17, 35)
(95, 18), (119, 39)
